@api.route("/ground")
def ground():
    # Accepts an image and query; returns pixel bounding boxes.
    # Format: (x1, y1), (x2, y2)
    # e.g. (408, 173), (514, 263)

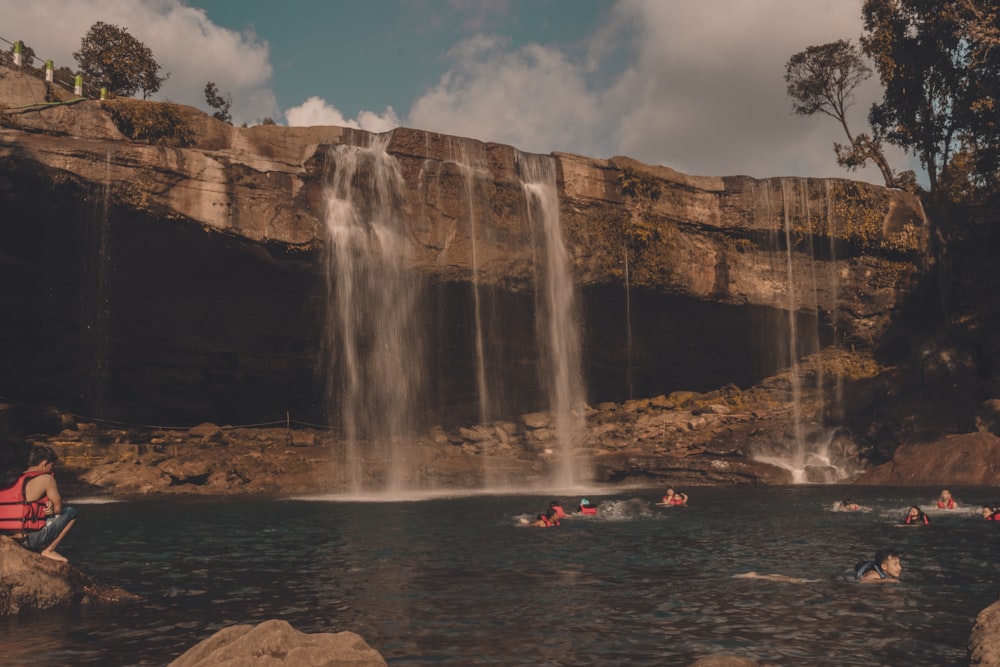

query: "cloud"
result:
(405, 0), (913, 184)
(284, 96), (401, 133)
(407, 35), (603, 156)
(3, 0), (278, 125)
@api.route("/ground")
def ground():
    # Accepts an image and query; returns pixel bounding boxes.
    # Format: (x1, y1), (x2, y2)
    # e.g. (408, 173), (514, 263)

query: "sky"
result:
(2, 0), (918, 184)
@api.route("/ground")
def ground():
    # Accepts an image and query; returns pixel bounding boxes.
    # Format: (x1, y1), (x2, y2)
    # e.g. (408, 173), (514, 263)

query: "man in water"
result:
(855, 549), (902, 582)
(936, 489), (957, 509)
(661, 488), (688, 505)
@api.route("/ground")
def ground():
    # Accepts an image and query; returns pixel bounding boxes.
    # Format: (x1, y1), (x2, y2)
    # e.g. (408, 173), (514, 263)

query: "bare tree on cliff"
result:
(784, 39), (903, 189)
(73, 22), (168, 99)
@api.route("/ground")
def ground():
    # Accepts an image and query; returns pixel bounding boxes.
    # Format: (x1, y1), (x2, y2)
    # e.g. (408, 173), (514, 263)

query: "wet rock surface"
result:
(0, 535), (139, 615)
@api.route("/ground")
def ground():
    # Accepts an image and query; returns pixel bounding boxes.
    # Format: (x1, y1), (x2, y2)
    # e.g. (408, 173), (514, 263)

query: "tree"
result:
(785, 39), (899, 188)
(73, 21), (168, 99)
(860, 0), (998, 202)
(204, 81), (232, 124)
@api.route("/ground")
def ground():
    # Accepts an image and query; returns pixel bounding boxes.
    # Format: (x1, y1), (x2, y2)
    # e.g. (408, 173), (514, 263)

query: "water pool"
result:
(2, 485), (998, 665)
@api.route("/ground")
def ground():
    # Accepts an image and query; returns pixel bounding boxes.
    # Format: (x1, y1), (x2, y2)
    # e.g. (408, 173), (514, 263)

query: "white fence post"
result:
(13, 41), (23, 66)
(45, 60), (54, 82)
(74, 75), (83, 96)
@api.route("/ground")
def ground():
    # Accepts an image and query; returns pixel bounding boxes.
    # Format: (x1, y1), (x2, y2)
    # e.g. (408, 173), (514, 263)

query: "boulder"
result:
(854, 432), (1000, 485)
(971, 597), (1000, 667)
(0, 536), (139, 615)
(168, 619), (386, 666)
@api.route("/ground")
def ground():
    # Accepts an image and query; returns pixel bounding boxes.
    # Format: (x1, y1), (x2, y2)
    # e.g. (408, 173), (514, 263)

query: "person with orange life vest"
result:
(548, 500), (567, 519)
(661, 488), (688, 506)
(578, 498), (597, 515)
(902, 505), (930, 525)
(981, 504), (1000, 521)
(0, 445), (78, 562)
(529, 508), (561, 527)
(936, 489), (957, 509)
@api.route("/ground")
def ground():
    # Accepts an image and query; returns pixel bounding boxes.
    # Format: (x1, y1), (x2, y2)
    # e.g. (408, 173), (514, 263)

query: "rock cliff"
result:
(0, 64), (930, 435)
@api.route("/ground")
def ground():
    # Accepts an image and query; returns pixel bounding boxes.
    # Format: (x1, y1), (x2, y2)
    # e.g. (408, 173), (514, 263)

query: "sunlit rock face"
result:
(0, 66), (931, 428)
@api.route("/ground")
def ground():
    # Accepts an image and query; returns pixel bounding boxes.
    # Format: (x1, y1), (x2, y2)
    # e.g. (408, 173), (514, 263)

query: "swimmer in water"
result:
(855, 549), (902, 582)
(835, 498), (871, 511)
(902, 505), (930, 525)
(936, 489), (957, 509)
(660, 488), (688, 506)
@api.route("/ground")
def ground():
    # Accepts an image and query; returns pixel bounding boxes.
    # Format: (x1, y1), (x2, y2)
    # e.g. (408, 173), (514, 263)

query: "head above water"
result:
(27, 445), (57, 468)
(875, 549), (902, 577)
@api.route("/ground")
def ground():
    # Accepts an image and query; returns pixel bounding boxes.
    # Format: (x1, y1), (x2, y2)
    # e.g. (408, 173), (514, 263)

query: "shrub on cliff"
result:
(101, 99), (193, 147)
(73, 22), (167, 99)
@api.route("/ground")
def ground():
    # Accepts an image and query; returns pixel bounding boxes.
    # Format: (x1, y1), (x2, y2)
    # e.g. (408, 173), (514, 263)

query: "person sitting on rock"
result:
(902, 505), (930, 526)
(936, 489), (957, 509)
(661, 488), (688, 506)
(855, 549), (903, 582)
(0, 445), (77, 562)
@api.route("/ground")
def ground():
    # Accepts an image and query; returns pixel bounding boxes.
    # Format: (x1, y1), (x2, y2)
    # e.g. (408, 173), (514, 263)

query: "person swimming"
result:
(936, 489), (957, 509)
(855, 548), (902, 582)
(836, 499), (870, 511)
(660, 488), (688, 506)
(902, 505), (930, 525)
(981, 504), (1000, 521)
(529, 508), (560, 527)
(578, 498), (597, 515)
(548, 500), (567, 519)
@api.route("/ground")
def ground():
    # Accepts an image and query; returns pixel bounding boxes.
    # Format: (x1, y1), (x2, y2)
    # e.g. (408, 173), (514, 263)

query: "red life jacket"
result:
(0, 471), (49, 533)
(937, 498), (956, 509)
(579, 505), (597, 515)
(987, 512), (1000, 521)
(663, 495), (685, 505)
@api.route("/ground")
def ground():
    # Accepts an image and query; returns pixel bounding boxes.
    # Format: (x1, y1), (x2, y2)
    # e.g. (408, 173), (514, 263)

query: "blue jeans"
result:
(23, 506), (78, 552)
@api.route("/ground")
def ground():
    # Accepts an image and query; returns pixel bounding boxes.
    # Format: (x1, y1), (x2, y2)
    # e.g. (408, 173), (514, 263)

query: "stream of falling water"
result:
(320, 133), (423, 494)
(517, 151), (586, 488)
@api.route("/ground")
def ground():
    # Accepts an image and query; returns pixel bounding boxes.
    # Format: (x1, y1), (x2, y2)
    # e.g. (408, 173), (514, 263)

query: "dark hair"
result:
(545, 508), (557, 519)
(549, 500), (560, 508)
(27, 445), (57, 467)
(874, 549), (899, 567)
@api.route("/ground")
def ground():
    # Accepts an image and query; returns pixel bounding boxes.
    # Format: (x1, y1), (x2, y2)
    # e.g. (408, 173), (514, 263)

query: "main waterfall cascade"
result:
(748, 178), (855, 483)
(320, 132), (589, 493)
(320, 133), (425, 493)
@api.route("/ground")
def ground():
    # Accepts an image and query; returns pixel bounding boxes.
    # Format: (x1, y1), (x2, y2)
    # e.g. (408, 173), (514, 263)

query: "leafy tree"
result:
(785, 39), (899, 188)
(73, 21), (168, 99)
(204, 81), (232, 124)
(860, 0), (998, 203)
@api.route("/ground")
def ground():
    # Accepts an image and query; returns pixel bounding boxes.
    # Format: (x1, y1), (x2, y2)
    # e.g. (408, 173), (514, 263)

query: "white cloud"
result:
(2, 0), (278, 125)
(405, 0), (915, 184)
(284, 96), (401, 133)
(407, 35), (602, 156)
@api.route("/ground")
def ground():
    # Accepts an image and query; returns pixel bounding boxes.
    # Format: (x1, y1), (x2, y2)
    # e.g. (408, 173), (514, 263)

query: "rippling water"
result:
(3, 486), (999, 666)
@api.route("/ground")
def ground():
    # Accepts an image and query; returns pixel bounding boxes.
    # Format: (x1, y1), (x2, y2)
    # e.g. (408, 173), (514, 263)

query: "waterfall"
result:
(445, 137), (494, 424)
(82, 151), (112, 418)
(747, 178), (856, 483)
(780, 179), (805, 472)
(320, 132), (424, 494)
(517, 152), (587, 488)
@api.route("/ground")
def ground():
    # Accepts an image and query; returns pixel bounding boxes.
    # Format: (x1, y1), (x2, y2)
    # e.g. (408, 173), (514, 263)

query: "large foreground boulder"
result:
(0, 536), (139, 615)
(971, 598), (1000, 666)
(853, 431), (1000, 485)
(168, 619), (387, 666)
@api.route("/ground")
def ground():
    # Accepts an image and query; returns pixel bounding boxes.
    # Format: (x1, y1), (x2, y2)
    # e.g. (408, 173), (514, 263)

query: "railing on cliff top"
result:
(1, 37), (107, 112)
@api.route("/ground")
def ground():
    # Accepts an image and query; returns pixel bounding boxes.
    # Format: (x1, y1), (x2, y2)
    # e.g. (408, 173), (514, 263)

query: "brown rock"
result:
(855, 432), (1000, 485)
(0, 536), (139, 615)
(167, 619), (386, 666)
(971, 597), (1000, 667)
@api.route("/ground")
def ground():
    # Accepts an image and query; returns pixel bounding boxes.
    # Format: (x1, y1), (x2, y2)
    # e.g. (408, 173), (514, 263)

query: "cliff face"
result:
(0, 66), (930, 428)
